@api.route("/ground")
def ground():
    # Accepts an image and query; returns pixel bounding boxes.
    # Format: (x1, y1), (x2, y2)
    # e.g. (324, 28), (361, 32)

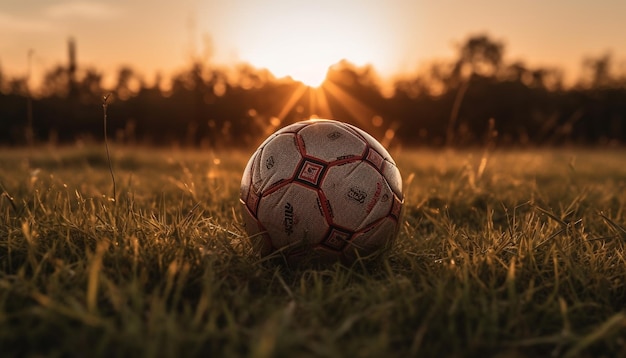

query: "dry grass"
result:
(1, 146), (625, 357)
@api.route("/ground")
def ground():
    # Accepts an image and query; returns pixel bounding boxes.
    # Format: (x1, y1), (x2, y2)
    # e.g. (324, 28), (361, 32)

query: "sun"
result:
(286, 63), (330, 88)
(238, 30), (339, 88)
(265, 54), (332, 88)
(240, 53), (331, 88)
(200, 1), (402, 89)
(226, 2), (387, 88)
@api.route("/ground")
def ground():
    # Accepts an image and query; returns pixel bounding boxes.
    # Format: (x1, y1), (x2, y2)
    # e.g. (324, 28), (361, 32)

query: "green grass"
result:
(1, 146), (625, 357)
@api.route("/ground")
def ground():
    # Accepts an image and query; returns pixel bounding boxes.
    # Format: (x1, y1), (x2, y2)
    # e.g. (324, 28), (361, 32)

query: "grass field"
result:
(1, 146), (625, 357)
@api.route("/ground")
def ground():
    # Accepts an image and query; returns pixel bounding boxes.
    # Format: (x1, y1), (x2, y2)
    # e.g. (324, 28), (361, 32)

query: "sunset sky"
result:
(2, 0), (626, 87)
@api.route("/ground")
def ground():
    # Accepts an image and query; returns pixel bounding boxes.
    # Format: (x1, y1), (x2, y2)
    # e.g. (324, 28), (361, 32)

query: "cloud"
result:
(0, 12), (53, 32)
(0, 2), (119, 33)
(44, 1), (120, 20)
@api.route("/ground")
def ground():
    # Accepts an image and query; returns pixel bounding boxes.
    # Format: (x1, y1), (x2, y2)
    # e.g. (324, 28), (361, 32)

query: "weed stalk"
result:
(102, 94), (116, 203)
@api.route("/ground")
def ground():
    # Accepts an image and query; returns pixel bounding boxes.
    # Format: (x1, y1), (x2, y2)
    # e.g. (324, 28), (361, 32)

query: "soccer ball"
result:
(239, 119), (403, 265)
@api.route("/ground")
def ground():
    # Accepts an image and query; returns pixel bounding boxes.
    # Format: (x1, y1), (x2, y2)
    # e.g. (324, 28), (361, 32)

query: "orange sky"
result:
(2, 0), (626, 87)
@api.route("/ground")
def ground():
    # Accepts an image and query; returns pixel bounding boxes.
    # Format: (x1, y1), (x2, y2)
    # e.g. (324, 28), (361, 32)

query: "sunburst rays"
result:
(268, 78), (393, 144)
(319, 80), (377, 133)
(308, 85), (333, 119)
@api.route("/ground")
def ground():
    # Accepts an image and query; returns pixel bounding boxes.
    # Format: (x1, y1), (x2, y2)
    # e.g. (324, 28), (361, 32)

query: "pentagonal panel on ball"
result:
(343, 217), (398, 262)
(275, 121), (310, 135)
(257, 184), (329, 250)
(321, 162), (393, 231)
(239, 200), (273, 257)
(344, 122), (396, 165)
(295, 159), (326, 187)
(322, 227), (352, 251)
(381, 159), (403, 200)
(253, 133), (302, 193)
(298, 122), (366, 162)
(240, 149), (257, 203)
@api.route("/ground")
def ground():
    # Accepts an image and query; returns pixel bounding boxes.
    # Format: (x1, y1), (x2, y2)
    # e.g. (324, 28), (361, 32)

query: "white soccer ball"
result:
(239, 119), (403, 265)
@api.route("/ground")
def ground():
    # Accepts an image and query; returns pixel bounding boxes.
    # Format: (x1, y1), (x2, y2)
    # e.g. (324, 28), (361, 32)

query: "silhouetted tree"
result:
(115, 66), (144, 100)
(0, 62), (5, 94)
(452, 34), (504, 82)
(582, 53), (614, 88)
(40, 66), (70, 98)
(77, 68), (104, 103)
(1, 33), (625, 147)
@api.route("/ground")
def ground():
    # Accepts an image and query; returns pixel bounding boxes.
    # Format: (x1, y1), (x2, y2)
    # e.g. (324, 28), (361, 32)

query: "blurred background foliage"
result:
(1, 34), (625, 148)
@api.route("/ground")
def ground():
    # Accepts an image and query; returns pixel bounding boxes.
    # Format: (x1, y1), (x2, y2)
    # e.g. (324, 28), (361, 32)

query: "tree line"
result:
(1, 34), (625, 148)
